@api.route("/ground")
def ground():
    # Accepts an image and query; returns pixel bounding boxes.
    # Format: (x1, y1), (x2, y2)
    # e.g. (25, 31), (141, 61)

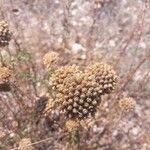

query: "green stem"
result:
(70, 130), (81, 150)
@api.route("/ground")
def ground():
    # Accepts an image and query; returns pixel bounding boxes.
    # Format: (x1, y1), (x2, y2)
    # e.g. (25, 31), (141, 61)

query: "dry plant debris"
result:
(0, 20), (12, 47)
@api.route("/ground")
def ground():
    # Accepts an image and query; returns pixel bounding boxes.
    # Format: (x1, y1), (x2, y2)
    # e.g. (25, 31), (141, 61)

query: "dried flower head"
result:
(43, 52), (59, 69)
(0, 67), (12, 91)
(0, 20), (12, 47)
(119, 97), (136, 112)
(85, 62), (118, 95)
(18, 138), (33, 150)
(65, 120), (79, 132)
(51, 65), (81, 93)
(50, 62), (118, 120)
(60, 73), (102, 120)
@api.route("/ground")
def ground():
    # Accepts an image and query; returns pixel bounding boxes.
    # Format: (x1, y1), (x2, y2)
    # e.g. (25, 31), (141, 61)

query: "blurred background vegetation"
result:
(0, 0), (149, 149)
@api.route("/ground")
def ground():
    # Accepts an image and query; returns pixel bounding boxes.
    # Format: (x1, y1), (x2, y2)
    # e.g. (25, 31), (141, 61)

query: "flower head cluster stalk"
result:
(0, 20), (12, 47)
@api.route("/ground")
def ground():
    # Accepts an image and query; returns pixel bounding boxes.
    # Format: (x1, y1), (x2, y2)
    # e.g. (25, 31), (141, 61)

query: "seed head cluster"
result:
(119, 97), (136, 112)
(0, 21), (12, 47)
(85, 63), (118, 94)
(0, 67), (11, 85)
(60, 73), (102, 119)
(51, 62), (118, 120)
(51, 65), (81, 93)
(43, 52), (59, 69)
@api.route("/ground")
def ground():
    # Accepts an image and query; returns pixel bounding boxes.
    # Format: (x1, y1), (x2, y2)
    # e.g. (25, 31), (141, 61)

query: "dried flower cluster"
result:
(0, 20), (12, 47)
(119, 97), (136, 112)
(18, 138), (33, 150)
(51, 65), (81, 93)
(85, 63), (118, 94)
(0, 67), (11, 85)
(43, 52), (59, 69)
(50, 62), (118, 120)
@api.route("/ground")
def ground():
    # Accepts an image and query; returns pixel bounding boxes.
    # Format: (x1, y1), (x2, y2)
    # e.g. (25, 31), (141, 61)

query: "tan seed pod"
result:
(67, 105), (73, 111)
(83, 109), (88, 114)
(92, 100), (98, 106)
(68, 99), (73, 103)
(74, 90), (80, 96)
(78, 106), (83, 111)
(79, 99), (84, 104)
(87, 98), (92, 103)
(73, 108), (78, 113)
(80, 94), (86, 99)
(74, 97), (79, 102)
(84, 103), (89, 107)
(73, 102), (78, 107)
(51, 62), (118, 120)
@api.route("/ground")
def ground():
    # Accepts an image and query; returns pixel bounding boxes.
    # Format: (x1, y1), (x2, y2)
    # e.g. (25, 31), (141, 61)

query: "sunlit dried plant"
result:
(85, 62), (118, 94)
(50, 62), (118, 121)
(18, 138), (33, 150)
(0, 66), (12, 91)
(119, 97), (136, 112)
(43, 51), (59, 70)
(0, 20), (12, 47)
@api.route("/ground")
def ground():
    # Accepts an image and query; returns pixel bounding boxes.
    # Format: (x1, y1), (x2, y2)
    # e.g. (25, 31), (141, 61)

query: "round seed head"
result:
(43, 51), (59, 69)
(92, 100), (98, 106)
(119, 97), (136, 112)
(67, 105), (73, 111)
(73, 108), (78, 113)
(74, 97), (79, 102)
(51, 62), (117, 120)
(82, 109), (88, 114)
(73, 102), (78, 107)
(85, 62), (118, 95)
(84, 103), (89, 108)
